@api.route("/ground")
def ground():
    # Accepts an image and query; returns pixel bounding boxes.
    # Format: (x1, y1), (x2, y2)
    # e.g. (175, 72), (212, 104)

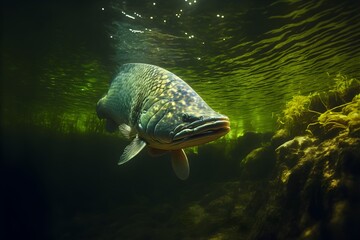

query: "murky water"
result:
(2, 0), (360, 135)
(1, 1), (360, 239)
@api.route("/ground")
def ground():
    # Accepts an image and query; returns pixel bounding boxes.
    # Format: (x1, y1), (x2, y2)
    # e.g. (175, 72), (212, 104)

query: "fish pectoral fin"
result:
(171, 149), (190, 180)
(148, 147), (169, 157)
(119, 124), (136, 139)
(118, 135), (146, 165)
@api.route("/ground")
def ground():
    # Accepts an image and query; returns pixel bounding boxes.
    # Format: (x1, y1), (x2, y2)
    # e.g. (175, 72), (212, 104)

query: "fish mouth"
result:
(170, 117), (230, 147)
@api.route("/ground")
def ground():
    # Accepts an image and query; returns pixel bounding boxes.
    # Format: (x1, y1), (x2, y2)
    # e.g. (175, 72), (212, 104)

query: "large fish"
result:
(96, 63), (230, 180)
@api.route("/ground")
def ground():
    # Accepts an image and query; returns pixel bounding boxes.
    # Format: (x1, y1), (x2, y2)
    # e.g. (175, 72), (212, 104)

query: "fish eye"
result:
(182, 114), (201, 122)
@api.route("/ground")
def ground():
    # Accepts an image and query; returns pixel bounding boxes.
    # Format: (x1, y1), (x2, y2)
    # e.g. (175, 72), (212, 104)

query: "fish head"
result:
(169, 110), (230, 149)
(138, 97), (230, 149)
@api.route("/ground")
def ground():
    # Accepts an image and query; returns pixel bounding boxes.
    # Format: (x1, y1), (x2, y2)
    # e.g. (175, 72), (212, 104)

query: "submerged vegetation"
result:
(277, 73), (360, 138)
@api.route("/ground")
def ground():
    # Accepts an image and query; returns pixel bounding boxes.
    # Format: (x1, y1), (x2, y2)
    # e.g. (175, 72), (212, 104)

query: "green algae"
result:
(277, 74), (360, 138)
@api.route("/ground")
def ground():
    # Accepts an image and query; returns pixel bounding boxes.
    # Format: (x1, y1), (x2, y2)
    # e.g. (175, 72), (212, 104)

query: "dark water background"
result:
(1, 0), (360, 239)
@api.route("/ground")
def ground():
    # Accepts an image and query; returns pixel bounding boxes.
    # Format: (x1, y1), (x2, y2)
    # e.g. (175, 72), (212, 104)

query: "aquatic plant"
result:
(306, 102), (351, 138)
(332, 72), (357, 93)
(328, 73), (360, 105)
(277, 74), (360, 138)
(305, 91), (360, 138)
(277, 95), (313, 136)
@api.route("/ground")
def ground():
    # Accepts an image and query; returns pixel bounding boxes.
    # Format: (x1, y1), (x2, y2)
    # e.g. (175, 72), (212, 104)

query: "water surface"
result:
(2, 0), (360, 134)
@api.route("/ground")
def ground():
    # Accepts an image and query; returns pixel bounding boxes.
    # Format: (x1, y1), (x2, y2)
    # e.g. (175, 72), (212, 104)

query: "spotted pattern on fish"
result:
(97, 63), (230, 180)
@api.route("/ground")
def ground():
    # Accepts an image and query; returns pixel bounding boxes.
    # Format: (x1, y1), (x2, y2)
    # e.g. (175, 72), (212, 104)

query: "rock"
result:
(276, 136), (317, 169)
(233, 132), (272, 161)
(271, 128), (291, 149)
(240, 146), (276, 180)
(269, 134), (360, 239)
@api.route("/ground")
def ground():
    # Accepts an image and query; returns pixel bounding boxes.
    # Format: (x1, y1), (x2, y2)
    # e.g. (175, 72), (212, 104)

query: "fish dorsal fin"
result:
(118, 135), (146, 165)
(119, 124), (136, 139)
(171, 149), (190, 180)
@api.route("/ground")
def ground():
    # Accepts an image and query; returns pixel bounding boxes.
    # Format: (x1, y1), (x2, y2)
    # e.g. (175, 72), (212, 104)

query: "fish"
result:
(96, 63), (230, 180)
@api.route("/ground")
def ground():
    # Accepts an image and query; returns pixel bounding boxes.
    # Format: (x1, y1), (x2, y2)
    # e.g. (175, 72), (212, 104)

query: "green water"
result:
(2, 1), (360, 239)
(2, 0), (360, 135)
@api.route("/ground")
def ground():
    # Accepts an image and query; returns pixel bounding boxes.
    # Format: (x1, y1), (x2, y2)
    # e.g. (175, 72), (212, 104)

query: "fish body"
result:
(97, 63), (230, 180)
